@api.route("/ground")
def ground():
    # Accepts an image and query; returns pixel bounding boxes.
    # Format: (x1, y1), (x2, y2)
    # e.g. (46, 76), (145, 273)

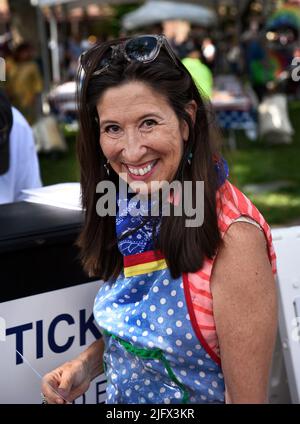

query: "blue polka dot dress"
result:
(94, 267), (225, 404)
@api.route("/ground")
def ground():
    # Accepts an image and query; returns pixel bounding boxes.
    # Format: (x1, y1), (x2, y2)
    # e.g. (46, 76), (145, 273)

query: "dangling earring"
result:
(187, 153), (193, 165)
(104, 159), (110, 176)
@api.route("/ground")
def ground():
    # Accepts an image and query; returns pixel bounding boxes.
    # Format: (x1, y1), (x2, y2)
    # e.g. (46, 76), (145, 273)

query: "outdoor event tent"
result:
(122, 1), (217, 31)
(266, 4), (300, 31)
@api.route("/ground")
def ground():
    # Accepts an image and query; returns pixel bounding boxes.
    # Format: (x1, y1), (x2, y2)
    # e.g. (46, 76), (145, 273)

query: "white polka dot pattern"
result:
(94, 267), (225, 404)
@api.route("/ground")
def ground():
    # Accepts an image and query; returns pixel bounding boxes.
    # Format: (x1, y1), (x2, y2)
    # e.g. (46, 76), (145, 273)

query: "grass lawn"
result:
(223, 100), (300, 225)
(38, 133), (80, 185)
(38, 101), (300, 226)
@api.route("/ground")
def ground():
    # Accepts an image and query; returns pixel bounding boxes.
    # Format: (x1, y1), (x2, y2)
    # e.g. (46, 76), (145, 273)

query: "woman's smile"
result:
(123, 159), (159, 180)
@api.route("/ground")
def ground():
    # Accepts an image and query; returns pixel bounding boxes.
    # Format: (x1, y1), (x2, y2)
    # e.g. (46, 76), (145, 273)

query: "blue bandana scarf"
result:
(116, 157), (229, 256)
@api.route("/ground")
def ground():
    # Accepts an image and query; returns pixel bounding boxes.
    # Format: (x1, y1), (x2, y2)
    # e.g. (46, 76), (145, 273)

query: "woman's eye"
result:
(142, 119), (157, 129)
(105, 125), (120, 134)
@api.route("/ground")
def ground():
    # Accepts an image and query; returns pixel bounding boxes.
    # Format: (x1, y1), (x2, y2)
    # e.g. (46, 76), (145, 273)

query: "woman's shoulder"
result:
(215, 179), (277, 275)
(217, 179), (269, 232)
(219, 218), (268, 258)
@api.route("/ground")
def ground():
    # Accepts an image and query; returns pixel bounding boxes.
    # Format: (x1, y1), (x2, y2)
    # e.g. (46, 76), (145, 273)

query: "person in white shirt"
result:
(0, 92), (42, 204)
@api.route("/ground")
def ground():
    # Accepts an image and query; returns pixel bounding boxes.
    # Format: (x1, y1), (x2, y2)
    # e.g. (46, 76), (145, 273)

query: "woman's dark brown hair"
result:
(76, 37), (224, 281)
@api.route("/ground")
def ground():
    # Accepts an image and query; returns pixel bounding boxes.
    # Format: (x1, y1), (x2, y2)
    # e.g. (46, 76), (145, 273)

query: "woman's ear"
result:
(181, 100), (197, 142)
(185, 100), (197, 125)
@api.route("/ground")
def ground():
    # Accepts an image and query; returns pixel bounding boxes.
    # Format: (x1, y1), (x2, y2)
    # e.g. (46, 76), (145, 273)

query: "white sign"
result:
(0, 281), (106, 404)
(272, 226), (300, 404)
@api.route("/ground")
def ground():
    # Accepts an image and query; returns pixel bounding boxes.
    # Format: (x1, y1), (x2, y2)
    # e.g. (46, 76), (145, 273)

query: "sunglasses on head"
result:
(80, 34), (180, 77)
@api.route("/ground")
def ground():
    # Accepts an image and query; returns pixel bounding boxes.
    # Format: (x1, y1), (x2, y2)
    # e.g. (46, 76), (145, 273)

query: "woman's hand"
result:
(41, 358), (91, 404)
(41, 339), (105, 404)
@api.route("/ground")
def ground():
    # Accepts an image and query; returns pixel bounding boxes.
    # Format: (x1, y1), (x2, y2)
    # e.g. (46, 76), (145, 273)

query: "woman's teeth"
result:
(128, 160), (157, 176)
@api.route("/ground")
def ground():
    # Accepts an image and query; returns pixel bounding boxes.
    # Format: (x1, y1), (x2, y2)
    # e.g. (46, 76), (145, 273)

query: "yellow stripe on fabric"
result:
(124, 259), (167, 277)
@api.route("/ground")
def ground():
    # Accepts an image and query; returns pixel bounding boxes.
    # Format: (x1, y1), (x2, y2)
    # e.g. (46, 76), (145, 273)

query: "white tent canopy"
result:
(122, 1), (217, 31)
(36, 0), (138, 6)
(36, 0), (75, 5)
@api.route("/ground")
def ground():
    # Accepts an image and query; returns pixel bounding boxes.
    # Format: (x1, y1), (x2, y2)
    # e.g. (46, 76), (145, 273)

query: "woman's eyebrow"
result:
(137, 113), (162, 121)
(100, 113), (162, 126)
(99, 119), (120, 126)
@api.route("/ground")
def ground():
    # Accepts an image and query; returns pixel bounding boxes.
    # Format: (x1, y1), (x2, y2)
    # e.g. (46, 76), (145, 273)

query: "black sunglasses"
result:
(80, 34), (180, 77)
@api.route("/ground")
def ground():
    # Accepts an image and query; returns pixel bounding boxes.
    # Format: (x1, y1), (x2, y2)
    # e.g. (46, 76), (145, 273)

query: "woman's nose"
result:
(121, 130), (148, 163)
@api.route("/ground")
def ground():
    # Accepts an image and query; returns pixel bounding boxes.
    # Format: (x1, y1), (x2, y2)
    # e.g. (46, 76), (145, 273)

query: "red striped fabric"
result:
(123, 249), (165, 267)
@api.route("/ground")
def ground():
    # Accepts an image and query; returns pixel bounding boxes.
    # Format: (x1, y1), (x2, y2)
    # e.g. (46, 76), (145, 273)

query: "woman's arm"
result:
(42, 338), (105, 404)
(211, 222), (278, 403)
(78, 338), (105, 380)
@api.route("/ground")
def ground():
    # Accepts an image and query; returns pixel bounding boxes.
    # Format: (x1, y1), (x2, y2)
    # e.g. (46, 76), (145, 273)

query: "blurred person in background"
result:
(0, 90), (42, 204)
(226, 36), (243, 76)
(182, 38), (213, 99)
(66, 35), (85, 80)
(241, 20), (261, 78)
(248, 37), (277, 101)
(201, 37), (216, 73)
(6, 42), (43, 125)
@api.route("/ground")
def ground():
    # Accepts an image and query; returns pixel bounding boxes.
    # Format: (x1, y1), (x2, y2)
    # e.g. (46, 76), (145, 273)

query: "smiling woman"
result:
(42, 35), (277, 405)
(97, 81), (191, 189)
